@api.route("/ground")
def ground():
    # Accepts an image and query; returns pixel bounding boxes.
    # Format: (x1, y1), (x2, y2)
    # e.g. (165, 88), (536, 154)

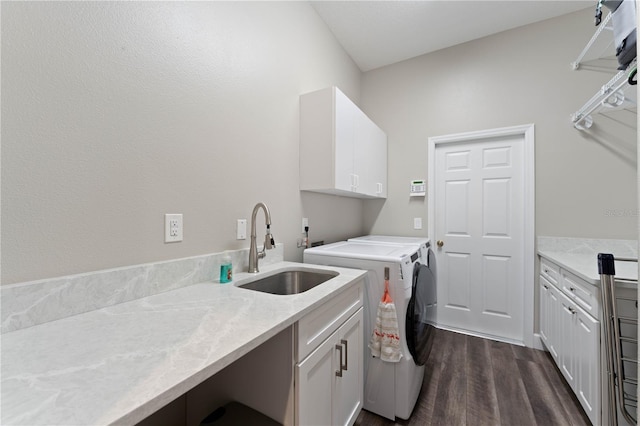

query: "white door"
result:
(434, 133), (525, 342)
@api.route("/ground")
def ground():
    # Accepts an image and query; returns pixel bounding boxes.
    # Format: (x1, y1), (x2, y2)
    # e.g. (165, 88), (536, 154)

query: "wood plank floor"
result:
(355, 328), (591, 426)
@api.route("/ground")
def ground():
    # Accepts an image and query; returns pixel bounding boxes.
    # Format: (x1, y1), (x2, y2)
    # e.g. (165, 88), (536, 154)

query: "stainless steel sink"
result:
(238, 270), (338, 295)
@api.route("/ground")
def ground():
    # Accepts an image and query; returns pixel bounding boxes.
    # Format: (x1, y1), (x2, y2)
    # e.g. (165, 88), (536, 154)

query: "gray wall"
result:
(3, 4), (637, 286)
(1, 2), (365, 284)
(361, 7), (637, 240)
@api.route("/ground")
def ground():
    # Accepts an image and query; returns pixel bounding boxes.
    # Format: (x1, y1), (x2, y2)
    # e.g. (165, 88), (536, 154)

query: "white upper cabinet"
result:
(300, 86), (387, 199)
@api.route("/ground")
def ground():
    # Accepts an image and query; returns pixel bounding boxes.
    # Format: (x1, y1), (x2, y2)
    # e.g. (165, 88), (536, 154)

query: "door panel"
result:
(482, 145), (512, 168)
(444, 252), (471, 310)
(482, 178), (510, 237)
(445, 180), (470, 235)
(445, 150), (471, 170)
(482, 255), (511, 316)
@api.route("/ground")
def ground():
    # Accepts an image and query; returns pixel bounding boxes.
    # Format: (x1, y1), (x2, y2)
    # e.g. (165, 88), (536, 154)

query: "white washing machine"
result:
(348, 235), (437, 328)
(303, 241), (436, 420)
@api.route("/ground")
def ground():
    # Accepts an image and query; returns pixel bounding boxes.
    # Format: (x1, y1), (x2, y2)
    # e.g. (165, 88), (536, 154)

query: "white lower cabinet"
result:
(538, 256), (600, 425)
(295, 281), (364, 426)
(296, 308), (363, 426)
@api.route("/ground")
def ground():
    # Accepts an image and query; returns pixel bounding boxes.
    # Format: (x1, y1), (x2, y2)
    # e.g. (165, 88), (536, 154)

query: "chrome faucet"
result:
(248, 202), (275, 273)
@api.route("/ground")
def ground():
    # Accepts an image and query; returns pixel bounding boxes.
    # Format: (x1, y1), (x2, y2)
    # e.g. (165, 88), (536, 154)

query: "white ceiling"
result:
(311, 1), (593, 71)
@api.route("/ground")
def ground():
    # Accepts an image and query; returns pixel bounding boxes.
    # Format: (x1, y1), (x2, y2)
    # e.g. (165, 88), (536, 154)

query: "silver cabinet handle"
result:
(568, 306), (576, 314)
(335, 344), (343, 377)
(569, 287), (575, 292)
(341, 339), (348, 371)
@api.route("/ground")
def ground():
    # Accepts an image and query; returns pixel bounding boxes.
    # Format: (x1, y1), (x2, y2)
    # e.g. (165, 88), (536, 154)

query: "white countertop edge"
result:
(1, 261), (367, 426)
(538, 249), (638, 286)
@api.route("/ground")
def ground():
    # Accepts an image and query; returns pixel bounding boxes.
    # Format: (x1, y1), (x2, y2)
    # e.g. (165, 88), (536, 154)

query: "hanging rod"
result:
(572, 11), (613, 70)
(571, 58), (637, 130)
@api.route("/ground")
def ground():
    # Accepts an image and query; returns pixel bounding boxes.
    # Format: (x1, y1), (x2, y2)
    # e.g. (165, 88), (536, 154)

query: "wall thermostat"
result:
(410, 179), (426, 197)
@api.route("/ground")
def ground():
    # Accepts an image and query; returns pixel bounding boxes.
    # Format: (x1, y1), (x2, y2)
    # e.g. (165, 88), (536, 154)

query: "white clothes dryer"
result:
(303, 241), (435, 420)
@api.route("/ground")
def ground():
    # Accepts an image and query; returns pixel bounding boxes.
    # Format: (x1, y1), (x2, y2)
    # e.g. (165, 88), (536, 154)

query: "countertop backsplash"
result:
(1, 245), (284, 334)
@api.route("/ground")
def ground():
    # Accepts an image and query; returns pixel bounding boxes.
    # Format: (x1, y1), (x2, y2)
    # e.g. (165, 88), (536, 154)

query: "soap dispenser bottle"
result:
(220, 253), (233, 283)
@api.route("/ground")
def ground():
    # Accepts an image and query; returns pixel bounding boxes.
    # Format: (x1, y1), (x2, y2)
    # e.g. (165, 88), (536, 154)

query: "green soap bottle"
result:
(220, 254), (232, 283)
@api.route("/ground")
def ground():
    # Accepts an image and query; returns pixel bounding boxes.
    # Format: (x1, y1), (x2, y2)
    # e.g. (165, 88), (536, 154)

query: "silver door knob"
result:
(437, 240), (444, 247)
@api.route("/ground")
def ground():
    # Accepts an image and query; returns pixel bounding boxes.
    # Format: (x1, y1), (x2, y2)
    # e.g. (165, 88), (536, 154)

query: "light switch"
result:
(413, 217), (422, 230)
(237, 219), (247, 240)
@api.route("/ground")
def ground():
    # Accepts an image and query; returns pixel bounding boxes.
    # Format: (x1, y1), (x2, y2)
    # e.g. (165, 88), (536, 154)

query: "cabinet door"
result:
(333, 308), (363, 426)
(369, 124), (387, 198)
(334, 88), (357, 193)
(296, 333), (336, 426)
(539, 276), (550, 346)
(575, 307), (600, 425)
(352, 109), (387, 198)
(546, 283), (560, 362)
(297, 308), (364, 426)
(558, 290), (576, 389)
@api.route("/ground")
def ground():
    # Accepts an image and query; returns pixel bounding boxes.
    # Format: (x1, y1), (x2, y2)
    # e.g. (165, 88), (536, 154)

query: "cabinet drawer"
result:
(561, 269), (600, 320)
(540, 258), (560, 285)
(297, 280), (363, 360)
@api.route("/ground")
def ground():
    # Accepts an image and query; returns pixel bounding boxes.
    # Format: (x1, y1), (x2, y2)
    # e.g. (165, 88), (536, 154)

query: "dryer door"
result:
(406, 257), (437, 366)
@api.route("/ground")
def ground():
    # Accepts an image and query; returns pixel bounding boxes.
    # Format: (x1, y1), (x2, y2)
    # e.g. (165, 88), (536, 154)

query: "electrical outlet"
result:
(302, 217), (309, 233)
(237, 219), (247, 240)
(165, 214), (183, 243)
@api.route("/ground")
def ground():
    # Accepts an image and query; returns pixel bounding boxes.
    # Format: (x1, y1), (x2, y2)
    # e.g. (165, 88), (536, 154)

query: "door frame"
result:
(427, 124), (535, 348)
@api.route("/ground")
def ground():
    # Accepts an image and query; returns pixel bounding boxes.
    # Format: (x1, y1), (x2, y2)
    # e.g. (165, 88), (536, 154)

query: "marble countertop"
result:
(538, 249), (637, 286)
(1, 261), (367, 426)
(537, 236), (637, 286)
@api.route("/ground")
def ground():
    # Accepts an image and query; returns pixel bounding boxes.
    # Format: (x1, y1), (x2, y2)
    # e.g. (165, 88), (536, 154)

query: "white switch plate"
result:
(413, 217), (423, 230)
(237, 219), (247, 240)
(165, 214), (183, 243)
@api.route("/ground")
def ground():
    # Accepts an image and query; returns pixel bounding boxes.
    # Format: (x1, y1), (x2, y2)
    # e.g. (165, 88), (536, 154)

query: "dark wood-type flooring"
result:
(355, 328), (591, 426)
